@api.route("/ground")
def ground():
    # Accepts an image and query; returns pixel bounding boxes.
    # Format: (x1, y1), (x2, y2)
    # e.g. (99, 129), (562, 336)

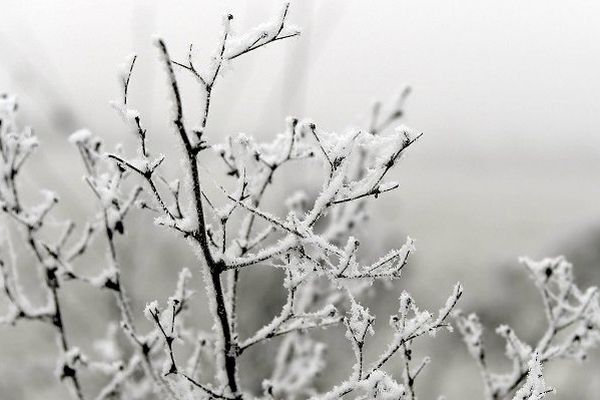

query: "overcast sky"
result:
(2, 0), (600, 293)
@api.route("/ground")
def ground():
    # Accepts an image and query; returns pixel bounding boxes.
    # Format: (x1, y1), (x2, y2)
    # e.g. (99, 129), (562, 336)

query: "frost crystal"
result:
(68, 128), (93, 145)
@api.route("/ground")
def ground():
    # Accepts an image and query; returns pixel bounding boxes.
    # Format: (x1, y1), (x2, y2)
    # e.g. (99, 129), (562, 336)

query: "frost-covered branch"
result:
(0, 95), (85, 399)
(2, 3), (599, 400)
(456, 256), (600, 400)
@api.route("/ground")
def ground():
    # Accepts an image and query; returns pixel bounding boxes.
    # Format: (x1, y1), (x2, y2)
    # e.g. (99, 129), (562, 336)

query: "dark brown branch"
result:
(154, 37), (241, 398)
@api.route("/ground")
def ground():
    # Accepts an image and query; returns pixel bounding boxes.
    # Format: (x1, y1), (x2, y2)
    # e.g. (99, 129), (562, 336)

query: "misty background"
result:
(1, 0), (600, 398)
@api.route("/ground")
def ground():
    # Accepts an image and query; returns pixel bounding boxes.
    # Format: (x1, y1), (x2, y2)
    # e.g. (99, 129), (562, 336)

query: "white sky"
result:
(2, 0), (600, 294)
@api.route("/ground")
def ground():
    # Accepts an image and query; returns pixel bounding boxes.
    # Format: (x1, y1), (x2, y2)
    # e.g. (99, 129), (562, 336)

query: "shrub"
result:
(1, 4), (599, 400)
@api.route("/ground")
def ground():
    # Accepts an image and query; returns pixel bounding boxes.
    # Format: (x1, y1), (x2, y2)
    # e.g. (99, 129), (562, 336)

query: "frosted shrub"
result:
(456, 256), (600, 400)
(1, 4), (599, 400)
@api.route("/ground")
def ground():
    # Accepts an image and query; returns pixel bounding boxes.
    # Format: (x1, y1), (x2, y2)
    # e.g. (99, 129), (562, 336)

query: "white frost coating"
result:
(152, 35), (180, 122)
(455, 312), (484, 361)
(168, 267), (193, 307)
(109, 100), (141, 135)
(19, 134), (39, 152)
(436, 282), (463, 329)
(55, 347), (83, 379)
(26, 189), (59, 227)
(359, 370), (406, 400)
(284, 254), (312, 289)
(456, 255), (600, 399)
(88, 265), (119, 289)
(68, 128), (93, 145)
(196, 250), (227, 389)
(225, 234), (297, 269)
(512, 353), (553, 400)
(346, 295), (375, 342)
(167, 374), (197, 400)
(117, 52), (137, 85)
(224, 3), (300, 60)
(303, 159), (349, 226)
(497, 325), (532, 370)
(168, 179), (180, 194)
(266, 334), (326, 399)
(88, 172), (121, 208)
(0, 94), (17, 117)
(363, 236), (414, 278)
(154, 215), (196, 233)
(144, 300), (159, 321)
(335, 236), (359, 276)
(88, 360), (124, 376)
(378, 180), (399, 192)
(0, 303), (19, 325)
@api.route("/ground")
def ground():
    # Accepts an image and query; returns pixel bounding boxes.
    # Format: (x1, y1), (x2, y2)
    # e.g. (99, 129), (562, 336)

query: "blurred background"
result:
(1, 0), (600, 398)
